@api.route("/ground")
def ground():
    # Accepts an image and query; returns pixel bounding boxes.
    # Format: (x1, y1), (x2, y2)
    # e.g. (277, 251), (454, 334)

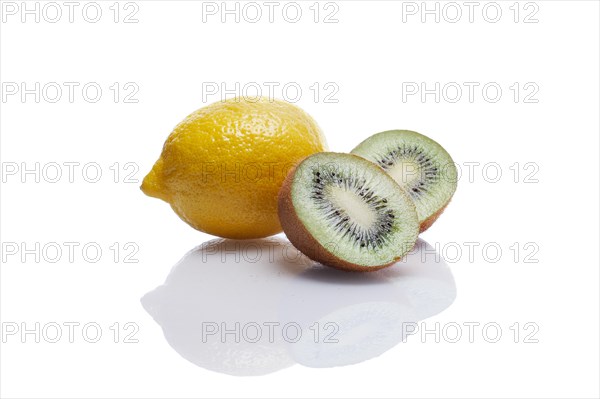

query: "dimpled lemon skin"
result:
(141, 97), (328, 239)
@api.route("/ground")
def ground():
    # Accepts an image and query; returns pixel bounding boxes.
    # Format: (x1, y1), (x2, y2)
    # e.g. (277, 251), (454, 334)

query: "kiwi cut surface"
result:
(278, 152), (419, 272)
(351, 130), (457, 232)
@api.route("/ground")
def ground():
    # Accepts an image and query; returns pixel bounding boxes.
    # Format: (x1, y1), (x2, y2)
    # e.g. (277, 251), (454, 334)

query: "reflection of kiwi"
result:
(278, 152), (419, 272)
(278, 239), (457, 368)
(278, 267), (414, 367)
(352, 130), (457, 232)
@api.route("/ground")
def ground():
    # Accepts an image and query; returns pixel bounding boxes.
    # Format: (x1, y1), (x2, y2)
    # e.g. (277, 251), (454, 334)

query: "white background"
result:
(1, 1), (599, 398)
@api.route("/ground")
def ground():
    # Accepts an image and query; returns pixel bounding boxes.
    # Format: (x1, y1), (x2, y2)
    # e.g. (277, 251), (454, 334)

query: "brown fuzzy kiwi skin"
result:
(419, 199), (452, 233)
(277, 163), (405, 273)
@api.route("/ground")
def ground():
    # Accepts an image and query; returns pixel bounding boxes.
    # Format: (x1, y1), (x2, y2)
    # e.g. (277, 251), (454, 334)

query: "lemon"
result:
(141, 97), (328, 239)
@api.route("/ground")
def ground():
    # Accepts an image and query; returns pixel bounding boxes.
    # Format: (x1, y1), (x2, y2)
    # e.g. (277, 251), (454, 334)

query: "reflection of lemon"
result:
(141, 97), (327, 239)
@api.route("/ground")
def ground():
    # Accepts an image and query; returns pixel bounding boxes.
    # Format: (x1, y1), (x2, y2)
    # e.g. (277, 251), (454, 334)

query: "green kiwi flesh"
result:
(278, 152), (419, 272)
(351, 130), (457, 232)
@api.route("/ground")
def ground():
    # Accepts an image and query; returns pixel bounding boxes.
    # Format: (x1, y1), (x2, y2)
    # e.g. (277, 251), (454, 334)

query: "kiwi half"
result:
(278, 152), (419, 272)
(351, 130), (457, 232)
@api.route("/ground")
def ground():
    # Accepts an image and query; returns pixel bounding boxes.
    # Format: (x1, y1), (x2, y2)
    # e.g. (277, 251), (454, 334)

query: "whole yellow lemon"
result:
(141, 97), (327, 239)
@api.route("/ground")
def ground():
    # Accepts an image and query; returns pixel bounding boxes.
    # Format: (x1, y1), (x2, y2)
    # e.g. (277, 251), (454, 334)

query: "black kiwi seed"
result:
(308, 167), (399, 250)
(373, 145), (447, 199)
